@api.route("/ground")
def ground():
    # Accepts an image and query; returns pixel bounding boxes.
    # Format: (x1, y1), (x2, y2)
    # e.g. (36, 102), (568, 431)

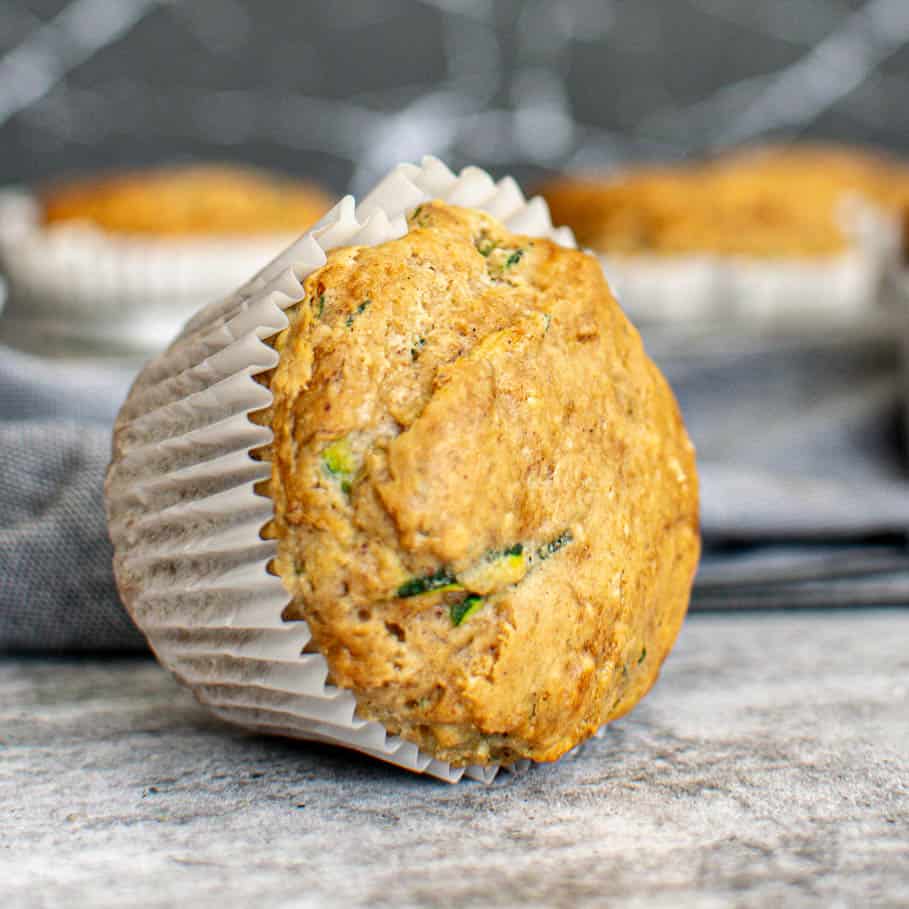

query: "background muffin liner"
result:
(0, 188), (299, 353)
(105, 157), (577, 783)
(596, 196), (902, 329)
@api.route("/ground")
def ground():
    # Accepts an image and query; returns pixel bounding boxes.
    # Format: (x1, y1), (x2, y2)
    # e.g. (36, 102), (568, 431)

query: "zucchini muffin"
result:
(252, 200), (700, 766)
(41, 164), (333, 236)
(541, 144), (903, 258)
(0, 164), (334, 355)
(539, 144), (905, 324)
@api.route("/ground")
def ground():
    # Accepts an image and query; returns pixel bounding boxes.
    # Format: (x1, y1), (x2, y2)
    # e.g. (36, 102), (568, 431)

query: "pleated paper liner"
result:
(0, 187), (300, 354)
(106, 158), (576, 783)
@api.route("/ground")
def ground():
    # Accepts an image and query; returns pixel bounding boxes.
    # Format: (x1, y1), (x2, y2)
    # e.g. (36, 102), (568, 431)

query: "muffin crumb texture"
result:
(255, 201), (699, 766)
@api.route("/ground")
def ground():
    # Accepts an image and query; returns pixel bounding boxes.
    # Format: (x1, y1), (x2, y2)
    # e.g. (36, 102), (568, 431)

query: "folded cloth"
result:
(1, 325), (908, 653)
(0, 346), (144, 651)
(650, 327), (909, 540)
(696, 541), (909, 609)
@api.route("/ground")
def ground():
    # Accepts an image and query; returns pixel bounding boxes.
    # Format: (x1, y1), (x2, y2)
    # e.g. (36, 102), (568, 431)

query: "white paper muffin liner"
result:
(105, 157), (577, 783)
(0, 188), (300, 353)
(595, 196), (902, 329)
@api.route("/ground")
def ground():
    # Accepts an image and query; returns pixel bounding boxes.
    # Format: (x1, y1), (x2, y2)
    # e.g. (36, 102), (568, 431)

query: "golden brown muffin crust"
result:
(40, 165), (334, 236)
(540, 144), (908, 258)
(254, 202), (699, 766)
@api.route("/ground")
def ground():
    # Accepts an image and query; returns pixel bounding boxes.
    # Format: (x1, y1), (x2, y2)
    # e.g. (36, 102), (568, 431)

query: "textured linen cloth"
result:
(0, 347), (144, 650)
(2, 326), (908, 652)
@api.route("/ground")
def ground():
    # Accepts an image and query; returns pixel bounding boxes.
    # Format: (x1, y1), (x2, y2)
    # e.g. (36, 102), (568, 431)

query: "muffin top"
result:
(540, 144), (907, 259)
(40, 165), (334, 236)
(255, 201), (699, 766)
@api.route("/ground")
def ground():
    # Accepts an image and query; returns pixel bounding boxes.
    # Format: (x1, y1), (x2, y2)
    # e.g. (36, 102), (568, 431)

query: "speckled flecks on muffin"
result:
(252, 200), (700, 767)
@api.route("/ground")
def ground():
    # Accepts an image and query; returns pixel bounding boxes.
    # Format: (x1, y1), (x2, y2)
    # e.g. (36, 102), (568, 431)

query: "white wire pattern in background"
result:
(1, 0), (908, 194)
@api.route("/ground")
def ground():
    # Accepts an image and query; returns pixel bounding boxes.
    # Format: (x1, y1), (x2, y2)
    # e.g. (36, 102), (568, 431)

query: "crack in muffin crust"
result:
(252, 201), (700, 766)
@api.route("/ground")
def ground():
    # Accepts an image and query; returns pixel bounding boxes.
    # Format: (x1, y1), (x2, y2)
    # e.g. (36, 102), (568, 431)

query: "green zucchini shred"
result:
(504, 248), (524, 269)
(475, 235), (496, 257)
(482, 542), (523, 563)
(409, 205), (432, 227)
(638, 646), (647, 665)
(322, 438), (356, 477)
(537, 530), (573, 561)
(397, 569), (462, 599)
(322, 437), (357, 495)
(450, 594), (484, 626)
(345, 299), (371, 328)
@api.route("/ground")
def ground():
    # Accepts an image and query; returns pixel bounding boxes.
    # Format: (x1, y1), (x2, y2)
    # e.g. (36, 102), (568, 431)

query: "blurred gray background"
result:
(1, 0), (908, 195)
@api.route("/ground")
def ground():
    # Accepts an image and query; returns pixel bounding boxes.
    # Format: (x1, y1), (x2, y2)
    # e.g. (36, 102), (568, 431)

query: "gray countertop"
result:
(3, 611), (908, 909)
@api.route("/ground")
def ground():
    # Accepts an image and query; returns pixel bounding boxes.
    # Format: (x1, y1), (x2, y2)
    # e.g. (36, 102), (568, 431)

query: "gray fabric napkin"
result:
(0, 347), (144, 651)
(2, 326), (908, 653)
(651, 328), (909, 540)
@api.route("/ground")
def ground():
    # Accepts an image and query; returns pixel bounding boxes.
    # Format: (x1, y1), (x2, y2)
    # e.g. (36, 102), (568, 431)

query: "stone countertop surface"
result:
(3, 611), (908, 909)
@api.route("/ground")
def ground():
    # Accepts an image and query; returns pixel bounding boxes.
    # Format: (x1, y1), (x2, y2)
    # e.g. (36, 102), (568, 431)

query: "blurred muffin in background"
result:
(0, 164), (335, 357)
(539, 144), (907, 329)
(40, 165), (332, 236)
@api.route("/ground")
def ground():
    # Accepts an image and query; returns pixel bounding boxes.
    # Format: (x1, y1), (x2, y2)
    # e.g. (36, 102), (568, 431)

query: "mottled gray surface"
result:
(3, 611), (908, 908)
